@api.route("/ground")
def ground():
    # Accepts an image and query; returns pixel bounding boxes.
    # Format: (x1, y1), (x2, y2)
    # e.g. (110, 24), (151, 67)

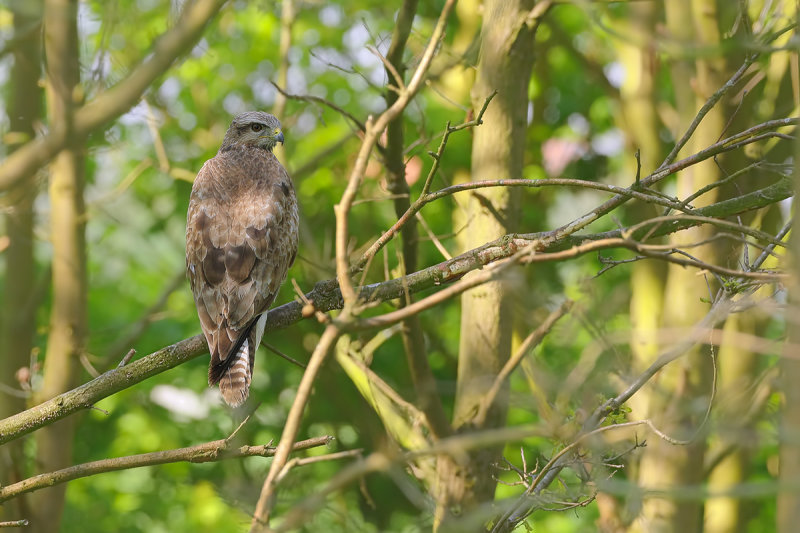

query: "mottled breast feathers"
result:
(186, 142), (298, 407)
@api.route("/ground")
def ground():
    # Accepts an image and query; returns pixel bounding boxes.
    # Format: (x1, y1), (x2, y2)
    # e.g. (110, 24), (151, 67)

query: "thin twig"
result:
(106, 270), (186, 364)
(335, 0), (457, 305)
(752, 220), (791, 271)
(659, 55), (757, 169)
(474, 300), (573, 426)
(276, 448), (363, 484)
(117, 349), (136, 368)
(0, 520), (28, 528)
(263, 342), (307, 369)
(368, 44), (406, 92)
(419, 91), (497, 197)
(271, 82), (367, 134)
(415, 212), (453, 260)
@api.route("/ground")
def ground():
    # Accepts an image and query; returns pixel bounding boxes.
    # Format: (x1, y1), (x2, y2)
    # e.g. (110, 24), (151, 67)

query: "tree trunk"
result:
(0, 0), (43, 524)
(778, 231), (800, 533)
(778, 25), (800, 526)
(31, 1), (86, 531)
(606, 3), (663, 528)
(705, 311), (761, 533)
(442, 0), (537, 522)
(634, 2), (727, 532)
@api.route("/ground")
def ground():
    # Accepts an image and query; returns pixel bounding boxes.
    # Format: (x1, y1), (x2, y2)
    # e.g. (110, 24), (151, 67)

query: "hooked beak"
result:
(275, 130), (285, 145)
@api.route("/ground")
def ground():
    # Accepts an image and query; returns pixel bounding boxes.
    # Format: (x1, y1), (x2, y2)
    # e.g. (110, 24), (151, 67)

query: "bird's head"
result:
(220, 111), (285, 152)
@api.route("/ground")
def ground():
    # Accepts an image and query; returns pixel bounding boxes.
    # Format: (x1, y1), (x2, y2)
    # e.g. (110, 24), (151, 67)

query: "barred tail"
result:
(218, 338), (252, 407)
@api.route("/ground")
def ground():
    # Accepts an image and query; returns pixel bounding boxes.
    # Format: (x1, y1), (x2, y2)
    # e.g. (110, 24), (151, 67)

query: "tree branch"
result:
(335, 0), (456, 304)
(0, 169), (789, 448)
(491, 295), (741, 531)
(474, 301), (573, 427)
(659, 55), (756, 169)
(0, 435), (332, 504)
(0, 520), (28, 528)
(249, 323), (343, 530)
(356, 118), (797, 272)
(0, 335), (206, 446)
(0, 0), (228, 193)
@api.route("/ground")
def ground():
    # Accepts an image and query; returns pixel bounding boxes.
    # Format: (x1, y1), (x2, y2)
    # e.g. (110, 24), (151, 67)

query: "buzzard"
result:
(186, 111), (299, 407)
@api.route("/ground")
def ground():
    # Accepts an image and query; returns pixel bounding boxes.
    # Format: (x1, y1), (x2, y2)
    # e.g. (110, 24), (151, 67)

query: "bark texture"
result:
(607, 3), (663, 528)
(0, 0), (43, 525)
(31, 1), (86, 531)
(778, 12), (800, 523)
(443, 0), (538, 521)
(634, 1), (727, 531)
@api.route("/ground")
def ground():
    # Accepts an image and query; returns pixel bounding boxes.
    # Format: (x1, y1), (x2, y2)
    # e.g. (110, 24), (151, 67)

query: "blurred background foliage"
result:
(0, 0), (795, 532)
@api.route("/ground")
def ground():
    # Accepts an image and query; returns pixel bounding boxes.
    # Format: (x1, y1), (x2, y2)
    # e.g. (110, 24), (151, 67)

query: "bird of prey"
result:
(186, 111), (298, 407)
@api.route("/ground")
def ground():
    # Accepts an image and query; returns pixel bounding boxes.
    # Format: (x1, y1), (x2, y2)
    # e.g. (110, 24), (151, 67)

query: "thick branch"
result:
(0, 335), (206, 446)
(0, 172), (789, 447)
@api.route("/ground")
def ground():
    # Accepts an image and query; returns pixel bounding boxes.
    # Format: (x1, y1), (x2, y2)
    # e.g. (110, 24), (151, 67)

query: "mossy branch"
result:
(0, 435), (333, 504)
(0, 170), (791, 447)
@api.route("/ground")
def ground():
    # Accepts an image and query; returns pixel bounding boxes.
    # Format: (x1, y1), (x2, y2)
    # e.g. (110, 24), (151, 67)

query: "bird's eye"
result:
(251, 123), (264, 132)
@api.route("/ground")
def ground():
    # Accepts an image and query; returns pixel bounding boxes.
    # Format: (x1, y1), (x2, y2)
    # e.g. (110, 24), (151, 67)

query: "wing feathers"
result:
(187, 146), (298, 406)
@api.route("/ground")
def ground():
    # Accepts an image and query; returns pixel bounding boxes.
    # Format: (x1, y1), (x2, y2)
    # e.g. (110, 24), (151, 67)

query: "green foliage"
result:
(0, 0), (792, 531)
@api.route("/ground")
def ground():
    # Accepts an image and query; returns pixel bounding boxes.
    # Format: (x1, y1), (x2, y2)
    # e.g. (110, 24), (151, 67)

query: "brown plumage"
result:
(186, 112), (298, 407)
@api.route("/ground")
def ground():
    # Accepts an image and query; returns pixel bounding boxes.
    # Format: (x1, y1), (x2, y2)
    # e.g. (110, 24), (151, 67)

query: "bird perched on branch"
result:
(186, 111), (298, 407)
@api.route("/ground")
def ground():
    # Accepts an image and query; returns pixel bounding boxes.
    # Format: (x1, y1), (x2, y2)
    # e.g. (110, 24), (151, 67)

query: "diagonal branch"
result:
(0, 0), (228, 193)
(249, 323), (343, 530)
(474, 301), (573, 427)
(335, 0), (457, 304)
(659, 55), (756, 169)
(491, 295), (741, 531)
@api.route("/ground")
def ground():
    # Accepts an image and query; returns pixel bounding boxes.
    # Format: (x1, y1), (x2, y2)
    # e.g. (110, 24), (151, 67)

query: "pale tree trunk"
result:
(602, 3), (663, 530)
(441, 0), (538, 524)
(703, 3), (789, 529)
(634, 1), (727, 532)
(705, 311), (760, 533)
(31, 1), (86, 531)
(0, 0), (43, 524)
(778, 183), (800, 532)
(777, 14), (800, 524)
